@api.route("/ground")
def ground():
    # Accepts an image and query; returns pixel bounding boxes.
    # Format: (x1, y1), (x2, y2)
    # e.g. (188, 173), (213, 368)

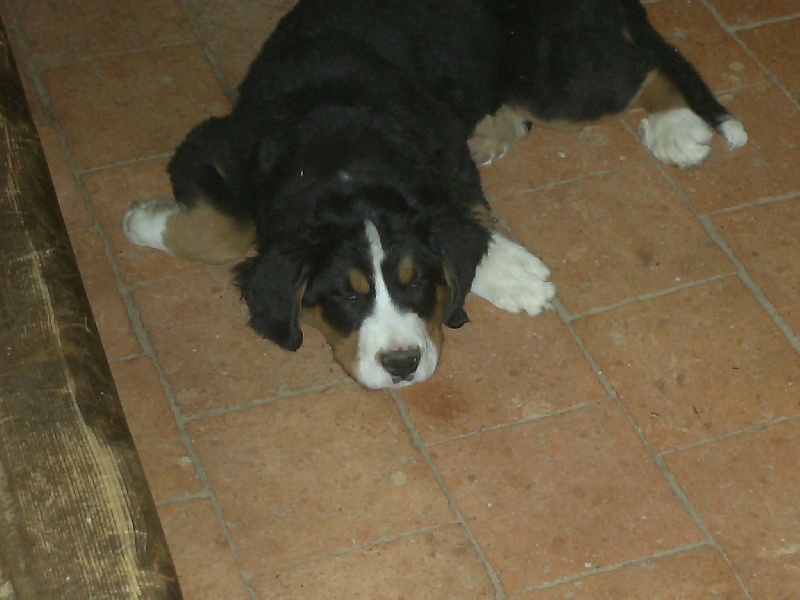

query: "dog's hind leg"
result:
(635, 70), (746, 168)
(468, 105), (534, 166)
(633, 70), (716, 168)
(624, 1), (747, 167)
(123, 198), (254, 264)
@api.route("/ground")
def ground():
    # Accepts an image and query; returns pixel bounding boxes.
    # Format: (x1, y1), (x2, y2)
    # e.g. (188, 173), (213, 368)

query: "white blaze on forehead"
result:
(354, 220), (438, 389)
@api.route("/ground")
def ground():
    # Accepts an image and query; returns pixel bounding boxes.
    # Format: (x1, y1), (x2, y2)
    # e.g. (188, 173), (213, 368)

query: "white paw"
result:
(471, 233), (556, 316)
(719, 117), (748, 149)
(639, 108), (713, 168)
(122, 198), (180, 254)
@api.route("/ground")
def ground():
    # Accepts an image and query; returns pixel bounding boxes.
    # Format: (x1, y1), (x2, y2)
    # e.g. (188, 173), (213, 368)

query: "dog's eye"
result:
(344, 285), (368, 304)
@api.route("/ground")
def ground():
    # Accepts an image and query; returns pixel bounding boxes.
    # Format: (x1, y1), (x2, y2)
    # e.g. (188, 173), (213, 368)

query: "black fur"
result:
(168, 0), (736, 349)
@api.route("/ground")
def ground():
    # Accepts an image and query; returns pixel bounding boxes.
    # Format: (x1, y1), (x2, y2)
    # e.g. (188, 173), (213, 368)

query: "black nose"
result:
(380, 348), (421, 382)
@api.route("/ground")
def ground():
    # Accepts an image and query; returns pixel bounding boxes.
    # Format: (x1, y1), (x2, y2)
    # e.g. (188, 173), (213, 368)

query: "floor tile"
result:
(11, 0), (194, 70)
(520, 546), (745, 599)
(158, 499), (251, 599)
(37, 124), (95, 232)
(111, 357), (201, 503)
(430, 402), (703, 593)
(69, 230), (142, 360)
(710, 0), (800, 27)
(81, 159), (204, 286)
(400, 301), (607, 443)
(644, 0), (765, 93)
(131, 271), (245, 331)
(252, 524), (494, 598)
(480, 119), (642, 200)
(42, 44), (230, 170)
(575, 277), (800, 452)
(738, 18), (800, 101)
(494, 163), (733, 315)
(655, 84), (800, 213)
(714, 198), (800, 335)
(149, 318), (345, 416)
(188, 386), (454, 573)
(666, 420), (800, 598)
(182, 0), (294, 91)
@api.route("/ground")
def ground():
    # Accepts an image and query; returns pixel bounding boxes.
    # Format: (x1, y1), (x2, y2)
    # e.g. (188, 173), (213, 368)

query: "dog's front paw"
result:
(123, 198), (180, 254)
(471, 233), (556, 316)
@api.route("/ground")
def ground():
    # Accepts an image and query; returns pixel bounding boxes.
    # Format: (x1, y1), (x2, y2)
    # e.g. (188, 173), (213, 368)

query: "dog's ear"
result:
(234, 245), (308, 351)
(429, 210), (492, 330)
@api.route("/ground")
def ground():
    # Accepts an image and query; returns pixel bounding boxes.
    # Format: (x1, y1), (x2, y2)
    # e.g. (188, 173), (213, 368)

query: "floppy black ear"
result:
(430, 211), (492, 330)
(234, 246), (308, 351)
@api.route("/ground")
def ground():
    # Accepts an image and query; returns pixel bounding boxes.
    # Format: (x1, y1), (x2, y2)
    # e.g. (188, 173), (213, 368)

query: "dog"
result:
(124, 0), (746, 389)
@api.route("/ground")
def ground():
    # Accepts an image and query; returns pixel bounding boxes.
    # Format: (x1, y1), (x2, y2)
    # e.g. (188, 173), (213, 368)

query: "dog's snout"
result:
(380, 348), (421, 382)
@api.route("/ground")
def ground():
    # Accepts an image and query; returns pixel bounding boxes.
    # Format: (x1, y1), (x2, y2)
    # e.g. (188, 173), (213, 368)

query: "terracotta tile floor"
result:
(4, 0), (799, 597)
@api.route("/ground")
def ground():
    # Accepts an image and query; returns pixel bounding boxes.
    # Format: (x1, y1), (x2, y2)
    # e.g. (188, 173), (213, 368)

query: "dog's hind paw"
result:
(123, 198), (180, 254)
(469, 105), (532, 166)
(469, 135), (512, 166)
(639, 108), (714, 168)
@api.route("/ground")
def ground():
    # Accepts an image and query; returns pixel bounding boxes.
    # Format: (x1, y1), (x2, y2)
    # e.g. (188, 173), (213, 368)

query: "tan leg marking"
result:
(163, 199), (255, 264)
(471, 202), (496, 233)
(515, 70), (687, 135)
(631, 70), (686, 114)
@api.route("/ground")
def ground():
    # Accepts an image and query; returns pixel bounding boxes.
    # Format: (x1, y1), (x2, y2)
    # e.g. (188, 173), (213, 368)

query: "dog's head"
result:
(234, 184), (490, 389)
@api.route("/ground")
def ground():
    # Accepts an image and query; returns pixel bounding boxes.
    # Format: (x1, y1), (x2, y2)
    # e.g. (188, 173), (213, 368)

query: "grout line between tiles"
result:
(707, 191), (800, 217)
(701, 0), (800, 110)
(516, 540), (711, 593)
(698, 216), (800, 357)
(706, 7), (800, 33)
(77, 153), (176, 176)
(423, 400), (601, 448)
(550, 295), (753, 599)
(178, 0), (239, 102)
(155, 488), (213, 507)
(731, 13), (800, 32)
(660, 414), (800, 459)
(487, 161), (638, 204)
(390, 391), (507, 599)
(567, 273), (737, 322)
(182, 379), (353, 423)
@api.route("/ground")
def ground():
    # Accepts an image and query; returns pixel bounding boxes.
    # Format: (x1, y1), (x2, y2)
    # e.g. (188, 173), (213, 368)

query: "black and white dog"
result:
(124, 0), (746, 389)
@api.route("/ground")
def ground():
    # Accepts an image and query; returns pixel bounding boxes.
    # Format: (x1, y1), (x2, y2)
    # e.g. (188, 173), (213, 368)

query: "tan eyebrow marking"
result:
(398, 255), (414, 286)
(348, 267), (371, 295)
